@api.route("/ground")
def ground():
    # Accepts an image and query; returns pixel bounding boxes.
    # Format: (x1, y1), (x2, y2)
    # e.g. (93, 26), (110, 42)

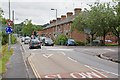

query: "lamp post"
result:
(51, 8), (57, 39)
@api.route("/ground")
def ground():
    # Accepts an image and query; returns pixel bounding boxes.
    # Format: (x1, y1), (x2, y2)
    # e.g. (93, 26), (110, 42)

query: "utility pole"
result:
(12, 10), (14, 29)
(8, 0), (11, 51)
(9, 0), (11, 20)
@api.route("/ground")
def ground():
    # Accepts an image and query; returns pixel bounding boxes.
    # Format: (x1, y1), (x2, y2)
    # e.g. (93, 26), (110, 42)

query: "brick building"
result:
(37, 8), (118, 44)
(38, 8), (86, 42)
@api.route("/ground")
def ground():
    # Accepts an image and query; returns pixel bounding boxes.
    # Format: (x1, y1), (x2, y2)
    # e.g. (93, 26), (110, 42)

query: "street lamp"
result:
(51, 8), (57, 38)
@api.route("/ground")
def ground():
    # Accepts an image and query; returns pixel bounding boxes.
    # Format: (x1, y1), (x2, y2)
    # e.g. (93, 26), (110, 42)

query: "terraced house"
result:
(38, 8), (117, 44)
(38, 8), (86, 42)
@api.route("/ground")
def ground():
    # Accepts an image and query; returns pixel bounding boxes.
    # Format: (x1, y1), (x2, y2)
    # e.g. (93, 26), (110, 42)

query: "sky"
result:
(0, 0), (115, 25)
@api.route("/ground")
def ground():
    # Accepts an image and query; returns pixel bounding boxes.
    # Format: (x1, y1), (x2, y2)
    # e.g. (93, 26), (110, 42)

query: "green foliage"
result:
(0, 8), (3, 21)
(76, 41), (85, 46)
(11, 35), (17, 44)
(55, 34), (68, 45)
(0, 45), (13, 74)
(2, 31), (17, 45)
(21, 19), (43, 36)
(2, 31), (8, 45)
(72, 2), (118, 45)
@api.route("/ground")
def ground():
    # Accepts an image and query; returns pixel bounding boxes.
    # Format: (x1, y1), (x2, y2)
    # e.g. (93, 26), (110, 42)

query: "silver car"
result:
(24, 36), (30, 44)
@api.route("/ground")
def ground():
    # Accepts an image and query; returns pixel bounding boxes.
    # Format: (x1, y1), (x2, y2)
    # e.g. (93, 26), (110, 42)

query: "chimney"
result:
(50, 20), (53, 24)
(61, 15), (66, 20)
(57, 18), (61, 21)
(74, 8), (82, 15)
(67, 12), (73, 18)
(52, 19), (56, 23)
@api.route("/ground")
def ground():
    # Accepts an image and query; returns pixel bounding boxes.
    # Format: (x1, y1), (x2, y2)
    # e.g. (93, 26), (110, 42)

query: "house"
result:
(38, 8), (118, 44)
(38, 8), (86, 42)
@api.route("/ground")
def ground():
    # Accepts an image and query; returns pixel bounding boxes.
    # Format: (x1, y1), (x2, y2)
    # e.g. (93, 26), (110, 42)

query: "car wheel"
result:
(39, 46), (41, 49)
(29, 47), (31, 49)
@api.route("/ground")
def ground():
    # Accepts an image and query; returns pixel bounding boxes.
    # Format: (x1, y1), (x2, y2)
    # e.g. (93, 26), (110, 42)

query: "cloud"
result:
(0, 0), (115, 25)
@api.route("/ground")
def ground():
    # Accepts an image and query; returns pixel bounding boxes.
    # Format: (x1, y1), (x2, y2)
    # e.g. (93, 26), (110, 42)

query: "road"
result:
(22, 44), (119, 79)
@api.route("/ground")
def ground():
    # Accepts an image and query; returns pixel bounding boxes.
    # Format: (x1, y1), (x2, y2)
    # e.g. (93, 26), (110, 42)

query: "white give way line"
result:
(47, 49), (74, 51)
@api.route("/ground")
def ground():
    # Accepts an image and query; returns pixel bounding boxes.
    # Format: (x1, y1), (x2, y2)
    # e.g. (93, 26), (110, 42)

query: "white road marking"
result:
(70, 72), (102, 78)
(47, 49), (74, 51)
(43, 54), (53, 58)
(61, 52), (66, 55)
(85, 65), (119, 76)
(85, 65), (108, 78)
(28, 57), (42, 79)
(67, 57), (77, 63)
(104, 49), (116, 52)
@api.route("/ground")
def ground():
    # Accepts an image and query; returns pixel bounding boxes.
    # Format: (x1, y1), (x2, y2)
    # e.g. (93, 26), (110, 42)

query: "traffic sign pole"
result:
(8, 34), (11, 51)
(6, 26), (13, 51)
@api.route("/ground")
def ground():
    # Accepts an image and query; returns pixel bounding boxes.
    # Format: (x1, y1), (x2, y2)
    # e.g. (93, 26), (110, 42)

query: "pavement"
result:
(99, 50), (119, 63)
(2, 42), (35, 79)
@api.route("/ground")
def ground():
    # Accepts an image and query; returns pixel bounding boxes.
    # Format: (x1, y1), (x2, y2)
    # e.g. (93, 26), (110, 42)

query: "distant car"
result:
(66, 39), (76, 46)
(44, 38), (54, 46)
(105, 40), (112, 42)
(29, 39), (41, 49)
(21, 37), (25, 42)
(24, 36), (30, 44)
(92, 40), (103, 46)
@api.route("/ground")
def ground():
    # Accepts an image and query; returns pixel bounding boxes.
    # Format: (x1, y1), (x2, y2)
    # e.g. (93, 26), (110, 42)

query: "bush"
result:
(55, 34), (68, 45)
(76, 41), (85, 46)
(11, 35), (17, 44)
(2, 31), (8, 45)
(2, 31), (17, 45)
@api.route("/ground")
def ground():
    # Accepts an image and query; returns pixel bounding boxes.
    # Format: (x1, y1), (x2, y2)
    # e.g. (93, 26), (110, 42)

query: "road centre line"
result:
(85, 65), (108, 78)
(67, 57), (77, 63)
(85, 65), (119, 76)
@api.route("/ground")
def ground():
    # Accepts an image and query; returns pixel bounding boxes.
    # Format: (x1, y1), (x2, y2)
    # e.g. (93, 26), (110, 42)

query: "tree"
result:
(72, 2), (115, 45)
(22, 19), (33, 36)
(22, 19), (43, 36)
(0, 8), (3, 20)
(110, 2), (120, 45)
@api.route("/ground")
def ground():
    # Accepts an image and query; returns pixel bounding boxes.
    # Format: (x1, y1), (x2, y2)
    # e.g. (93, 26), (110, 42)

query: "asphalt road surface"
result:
(22, 44), (119, 79)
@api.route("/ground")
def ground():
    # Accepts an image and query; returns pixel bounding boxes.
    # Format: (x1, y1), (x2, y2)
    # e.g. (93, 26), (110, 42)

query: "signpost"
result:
(6, 20), (13, 51)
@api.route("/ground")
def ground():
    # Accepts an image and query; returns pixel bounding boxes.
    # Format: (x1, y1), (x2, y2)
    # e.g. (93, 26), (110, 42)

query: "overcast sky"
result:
(0, 0), (114, 25)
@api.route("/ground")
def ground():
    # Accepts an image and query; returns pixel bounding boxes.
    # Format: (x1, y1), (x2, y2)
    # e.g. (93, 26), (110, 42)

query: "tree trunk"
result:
(117, 34), (120, 46)
(103, 33), (106, 46)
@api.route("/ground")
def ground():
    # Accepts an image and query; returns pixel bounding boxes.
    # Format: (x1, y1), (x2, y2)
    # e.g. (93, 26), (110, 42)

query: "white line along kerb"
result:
(43, 54), (53, 58)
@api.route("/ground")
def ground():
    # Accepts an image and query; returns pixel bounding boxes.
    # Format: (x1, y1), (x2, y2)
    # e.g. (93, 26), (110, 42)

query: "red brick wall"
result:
(71, 29), (86, 41)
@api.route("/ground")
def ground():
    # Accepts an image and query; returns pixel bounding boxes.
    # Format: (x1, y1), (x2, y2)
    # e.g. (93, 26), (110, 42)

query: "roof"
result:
(44, 15), (76, 29)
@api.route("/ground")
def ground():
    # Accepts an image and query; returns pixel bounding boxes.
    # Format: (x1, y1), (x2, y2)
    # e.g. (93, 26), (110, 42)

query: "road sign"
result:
(6, 26), (13, 34)
(7, 20), (13, 26)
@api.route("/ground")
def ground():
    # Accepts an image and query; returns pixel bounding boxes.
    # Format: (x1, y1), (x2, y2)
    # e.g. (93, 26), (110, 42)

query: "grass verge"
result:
(0, 45), (13, 74)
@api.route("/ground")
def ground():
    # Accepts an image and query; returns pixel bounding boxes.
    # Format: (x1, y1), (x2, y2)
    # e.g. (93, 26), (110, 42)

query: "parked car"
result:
(24, 36), (31, 44)
(29, 39), (41, 49)
(21, 37), (25, 42)
(66, 39), (76, 46)
(92, 40), (103, 46)
(44, 38), (54, 46)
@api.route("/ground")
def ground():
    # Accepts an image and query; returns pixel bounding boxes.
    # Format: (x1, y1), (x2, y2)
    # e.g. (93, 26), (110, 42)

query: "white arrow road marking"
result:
(43, 54), (53, 58)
